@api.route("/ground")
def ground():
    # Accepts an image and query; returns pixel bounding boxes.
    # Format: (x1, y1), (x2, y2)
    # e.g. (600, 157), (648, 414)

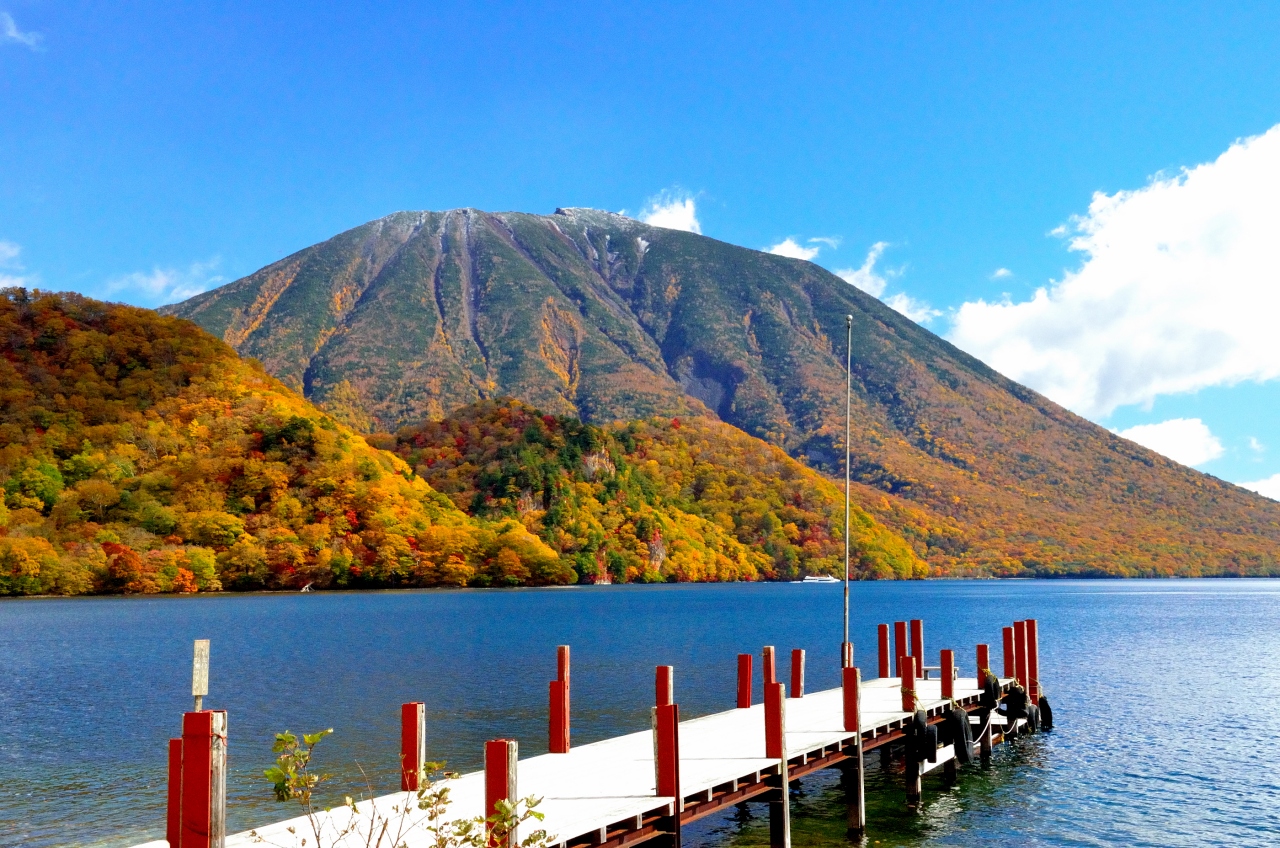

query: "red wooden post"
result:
(909, 619), (924, 669)
(484, 739), (518, 846)
(1002, 626), (1015, 679)
(557, 645), (570, 686)
(877, 624), (890, 678)
(764, 681), (787, 759)
(549, 681), (569, 753)
(841, 640), (854, 669)
(656, 665), (674, 707)
(653, 703), (681, 805)
(1014, 620), (1029, 688)
(763, 645), (776, 685)
(179, 710), (226, 848)
(401, 702), (426, 789)
(167, 738), (182, 848)
(842, 666), (861, 732)
(1027, 619), (1040, 700)
(898, 654), (916, 712)
(736, 653), (753, 708)
(940, 649), (954, 700)
(790, 649), (805, 698)
(977, 643), (990, 678)
(893, 621), (908, 669)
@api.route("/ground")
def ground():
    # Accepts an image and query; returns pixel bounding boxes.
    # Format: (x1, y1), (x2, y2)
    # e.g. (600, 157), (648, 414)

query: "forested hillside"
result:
(165, 207), (1280, 578)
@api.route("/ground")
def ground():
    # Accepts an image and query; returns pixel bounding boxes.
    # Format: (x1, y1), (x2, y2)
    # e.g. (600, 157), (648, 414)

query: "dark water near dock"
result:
(3, 580), (1279, 848)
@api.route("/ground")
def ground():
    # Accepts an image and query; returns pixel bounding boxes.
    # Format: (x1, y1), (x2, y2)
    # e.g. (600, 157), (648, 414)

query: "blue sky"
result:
(4, 3), (1280, 492)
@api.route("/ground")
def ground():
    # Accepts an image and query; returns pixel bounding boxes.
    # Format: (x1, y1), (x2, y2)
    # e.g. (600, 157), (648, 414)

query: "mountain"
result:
(166, 208), (1280, 577)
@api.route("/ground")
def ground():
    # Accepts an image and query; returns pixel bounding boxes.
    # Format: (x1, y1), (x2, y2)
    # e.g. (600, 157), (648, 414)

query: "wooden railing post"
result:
(898, 655), (916, 713)
(656, 665), (674, 707)
(1026, 619), (1040, 701)
(484, 739), (518, 848)
(790, 649), (805, 698)
(940, 649), (954, 700)
(737, 653), (753, 708)
(180, 710), (226, 848)
(167, 738), (183, 848)
(1002, 626), (1016, 679)
(401, 702), (426, 790)
(877, 624), (890, 678)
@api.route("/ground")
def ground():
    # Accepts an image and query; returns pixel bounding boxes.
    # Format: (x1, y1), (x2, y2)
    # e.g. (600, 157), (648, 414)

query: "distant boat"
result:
(299, 582), (314, 592)
(795, 574), (840, 584)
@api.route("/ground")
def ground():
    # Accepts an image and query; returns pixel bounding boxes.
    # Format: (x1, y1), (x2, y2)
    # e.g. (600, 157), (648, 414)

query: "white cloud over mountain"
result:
(765, 238), (821, 260)
(639, 191), (701, 233)
(1239, 473), (1280, 501)
(1114, 418), (1224, 467)
(106, 259), (226, 306)
(836, 242), (940, 324)
(949, 124), (1280, 418)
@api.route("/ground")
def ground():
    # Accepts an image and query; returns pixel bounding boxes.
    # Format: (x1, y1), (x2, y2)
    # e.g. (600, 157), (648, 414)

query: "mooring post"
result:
(1002, 626), (1016, 679)
(841, 640), (854, 669)
(549, 645), (571, 753)
(401, 702), (426, 789)
(180, 710), (226, 848)
(764, 681), (790, 848)
(1026, 619), (1040, 701)
(485, 739), (519, 848)
(166, 738), (182, 848)
(656, 665), (674, 707)
(979, 709), (993, 764)
(976, 643), (990, 678)
(763, 646), (777, 686)
(909, 619), (924, 676)
(1014, 621), (1029, 688)
(737, 653), (753, 708)
(899, 654), (916, 713)
(652, 701), (682, 847)
(790, 649), (805, 698)
(878, 623), (890, 678)
(893, 621), (908, 671)
(905, 746), (922, 809)
(840, 666), (865, 837)
(940, 649), (954, 700)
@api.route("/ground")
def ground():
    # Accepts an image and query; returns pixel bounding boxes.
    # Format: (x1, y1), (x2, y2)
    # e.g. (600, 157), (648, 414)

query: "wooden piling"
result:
(840, 666), (865, 837)
(765, 682), (786, 759)
(180, 710), (226, 848)
(1002, 626), (1016, 679)
(898, 655), (916, 713)
(877, 623), (890, 678)
(656, 665), (674, 707)
(976, 643), (990, 678)
(841, 640), (854, 669)
(940, 649), (954, 700)
(549, 681), (569, 754)
(1026, 619), (1040, 701)
(790, 649), (805, 698)
(909, 619), (924, 670)
(737, 654), (753, 708)
(401, 701), (426, 789)
(842, 666), (860, 732)
(652, 702), (682, 848)
(893, 621), (908, 670)
(763, 646), (777, 686)
(484, 739), (518, 847)
(1014, 621), (1029, 688)
(166, 738), (182, 848)
(764, 682), (789, 848)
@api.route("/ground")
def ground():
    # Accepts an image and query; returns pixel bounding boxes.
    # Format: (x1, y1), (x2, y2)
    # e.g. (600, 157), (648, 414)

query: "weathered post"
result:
(1014, 621), (1029, 688)
(899, 654), (916, 713)
(909, 619), (924, 676)
(652, 701), (682, 847)
(764, 681), (789, 848)
(790, 649), (805, 698)
(1002, 626), (1016, 679)
(940, 649), (954, 700)
(656, 665), (674, 707)
(1026, 619), (1040, 701)
(737, 654), (753, 708)
(401, 702), (426, 790)
(840, 667), (865, 837)
(763, 646), (777, 686)
(180, 710), (226, 848)
(484, 739), (519, 848)
(841, 641), (854, 669)
(893, 621), (908, 671)
(976, 643), (990, 679)
(878, 623), (891, 678)
(192, 639), (209, 712)
(166, 738), (183, 848)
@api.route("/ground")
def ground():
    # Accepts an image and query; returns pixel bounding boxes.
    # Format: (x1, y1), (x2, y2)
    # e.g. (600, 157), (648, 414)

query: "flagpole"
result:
(843, 314), (852, 657)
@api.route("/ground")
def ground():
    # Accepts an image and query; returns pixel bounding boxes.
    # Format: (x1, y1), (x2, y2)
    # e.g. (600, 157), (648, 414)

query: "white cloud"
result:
(766, 238), (821, 261)
(2, 12), (42, 49)
(884, 292), (942, 324)
(0, 240), (21, 266)
(1114, 418), (1224, 467)
(1239, 473), (1280, 500)
(808, 236), (841, 249)
(835, 242), (891, 296)
(949, 124), (1280, 419)
(0, 239), (34, 287)
(105, 258), (226, 306)
(1250, 436), (1265, 453)
(991, 267), (1013, 279)
(638, 190), (701, 233)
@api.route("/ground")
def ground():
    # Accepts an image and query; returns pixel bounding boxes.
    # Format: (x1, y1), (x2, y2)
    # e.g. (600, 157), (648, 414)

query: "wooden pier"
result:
(142, 618), (1048, 848)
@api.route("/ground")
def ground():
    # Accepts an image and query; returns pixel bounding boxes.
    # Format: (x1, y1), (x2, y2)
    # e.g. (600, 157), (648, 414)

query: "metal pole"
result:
(843, 315), (852, 652)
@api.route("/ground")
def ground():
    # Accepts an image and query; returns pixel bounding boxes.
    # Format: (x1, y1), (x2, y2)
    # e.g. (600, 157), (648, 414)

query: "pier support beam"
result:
(401, 701), (426, 790)
(979, 710), (993, 764)
(737, 654), (753, 708)
(841, 667), (865, 838)
(485, 739), (519, 848)
(764, 682), (789, 848)
(790, 649), (805, 698)
(652, 701), (682, 847)
(180, 710), (227, 848)
(877, 624), (890, 678)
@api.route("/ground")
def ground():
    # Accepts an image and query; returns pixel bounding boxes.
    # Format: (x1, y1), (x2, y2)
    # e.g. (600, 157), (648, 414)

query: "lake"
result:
(2, 580), (1279, 848)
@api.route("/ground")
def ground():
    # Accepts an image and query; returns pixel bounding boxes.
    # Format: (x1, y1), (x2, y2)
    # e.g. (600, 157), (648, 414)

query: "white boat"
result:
(795, 574), (841, 584)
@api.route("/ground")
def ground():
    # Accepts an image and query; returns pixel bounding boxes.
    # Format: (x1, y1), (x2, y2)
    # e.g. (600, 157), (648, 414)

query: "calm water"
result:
(3, 580), (1279, 848)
